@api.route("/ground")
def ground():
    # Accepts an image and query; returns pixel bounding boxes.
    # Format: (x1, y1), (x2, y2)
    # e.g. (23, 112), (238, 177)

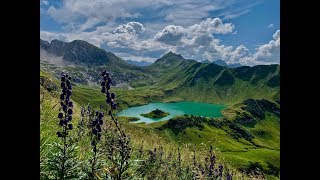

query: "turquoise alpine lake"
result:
(117, 102), (226, 124)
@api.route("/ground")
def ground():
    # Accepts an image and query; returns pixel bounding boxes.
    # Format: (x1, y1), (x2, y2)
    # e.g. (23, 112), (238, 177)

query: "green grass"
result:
(72, 85), (166, 110)
(172, 124), (253, 151)
(72, 84), (105, 108)
(171, 79), (279, 106)
(40, 70), (47, 77)
(223, 148), (280, 177)
(134, 114), (279, 177)
(248, 113), (280, 150)
(134, 104), (280, 178)
(40, 69), (280, 179)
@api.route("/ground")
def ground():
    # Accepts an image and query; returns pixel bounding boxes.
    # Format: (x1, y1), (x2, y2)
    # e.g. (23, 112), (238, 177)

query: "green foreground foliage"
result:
(40, 70), (279, 179)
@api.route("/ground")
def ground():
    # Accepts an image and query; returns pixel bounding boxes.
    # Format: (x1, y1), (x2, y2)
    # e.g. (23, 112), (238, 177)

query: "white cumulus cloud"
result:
(40, 18), (280, 66)
(239, 30), (280, 65)
(113, 22), (145, 35)
(154, 25), (185, 45)
(188, 18), (235, 35)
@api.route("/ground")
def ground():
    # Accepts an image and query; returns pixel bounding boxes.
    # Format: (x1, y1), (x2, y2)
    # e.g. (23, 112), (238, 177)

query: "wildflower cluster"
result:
(101, 70), (117, 110)
(100, 70), (132, 179)
(137, 147), (167, 178)
(190, 145), (232, 179)
(88, 110), (104, 179)
(77, 107), (87, 137)
(57, 74), (74, 138)
(206, 145), (216, 177)
(47, 74), (78, 179)
(91, 110), (104, 151)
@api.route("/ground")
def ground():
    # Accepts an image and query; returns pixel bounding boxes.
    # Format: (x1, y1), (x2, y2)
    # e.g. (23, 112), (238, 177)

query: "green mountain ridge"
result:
(40, 39), (279, 105)
(141, 52), (280, 104)
(40, 51), (280, 178)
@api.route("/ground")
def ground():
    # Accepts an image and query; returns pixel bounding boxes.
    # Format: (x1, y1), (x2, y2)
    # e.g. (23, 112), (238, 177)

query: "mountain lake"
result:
(118, 102), (226, 124)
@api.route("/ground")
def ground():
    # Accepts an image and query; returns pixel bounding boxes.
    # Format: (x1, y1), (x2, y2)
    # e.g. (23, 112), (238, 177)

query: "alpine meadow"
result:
(40, 1), (280, 179)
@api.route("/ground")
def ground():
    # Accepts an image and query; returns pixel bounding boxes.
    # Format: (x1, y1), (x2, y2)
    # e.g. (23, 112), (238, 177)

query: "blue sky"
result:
(40, 0), (280, 66)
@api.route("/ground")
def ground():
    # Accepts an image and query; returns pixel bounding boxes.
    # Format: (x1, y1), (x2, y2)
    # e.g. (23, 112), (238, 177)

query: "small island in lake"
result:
(141, 108), (170, 118)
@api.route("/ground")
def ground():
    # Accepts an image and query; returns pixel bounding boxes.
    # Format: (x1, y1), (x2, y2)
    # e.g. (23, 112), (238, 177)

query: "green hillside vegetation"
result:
(141, 109), (170, 118)
(40, 40), (280, 179)
(40, 70), (279, 179)
(40, 72), (251, 179)
(140, 52), (280, 105)
(41, 40), (280, 106)
(153, 103), (280, 177)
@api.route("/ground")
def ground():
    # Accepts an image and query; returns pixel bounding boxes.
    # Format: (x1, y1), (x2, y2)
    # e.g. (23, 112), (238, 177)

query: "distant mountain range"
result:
(212, 59), (228, 66)
(227, 63), (242, 68)
(40, 39), (279, 103)
(201, 59), (211, 64)
(126, 60), (152, 66)
(202, 59), (242, 68)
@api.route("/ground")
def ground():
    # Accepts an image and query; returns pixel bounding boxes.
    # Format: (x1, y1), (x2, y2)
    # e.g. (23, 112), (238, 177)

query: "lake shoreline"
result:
(118, 101), (227, 124)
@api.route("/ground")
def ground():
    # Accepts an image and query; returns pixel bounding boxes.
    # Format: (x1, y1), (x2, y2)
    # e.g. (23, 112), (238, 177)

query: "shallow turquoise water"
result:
(117, 102), (226, 124)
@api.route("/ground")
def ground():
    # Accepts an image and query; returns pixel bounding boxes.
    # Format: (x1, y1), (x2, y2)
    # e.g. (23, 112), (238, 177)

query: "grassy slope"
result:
(249, 113), (280, 150)
(140, 54), (280, 106)
(152, 114), (279, 171)
(72, 78), (279, 111)
(172, 79), (279, 105)
(42, 52), (280, 107)
(223, 113), (280, 176)
(40, 69), (280, 179)
(72, 85), (165, 110)
(40, 81), (250, 179)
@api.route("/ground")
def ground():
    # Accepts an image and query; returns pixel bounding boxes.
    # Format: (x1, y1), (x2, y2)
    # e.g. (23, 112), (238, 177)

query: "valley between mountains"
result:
(40, 39), (280, 179)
